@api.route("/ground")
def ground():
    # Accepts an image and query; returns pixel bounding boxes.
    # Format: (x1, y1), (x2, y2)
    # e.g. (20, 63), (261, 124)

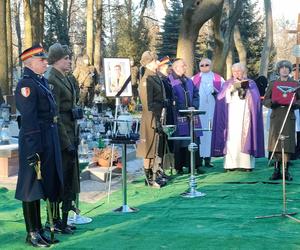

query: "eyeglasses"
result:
(200, 64), (210, 67)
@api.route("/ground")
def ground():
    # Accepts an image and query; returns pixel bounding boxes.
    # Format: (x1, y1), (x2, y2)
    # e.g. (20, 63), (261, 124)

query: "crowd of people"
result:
(14, 43), (300, 247)
(137, 51), (300, 188)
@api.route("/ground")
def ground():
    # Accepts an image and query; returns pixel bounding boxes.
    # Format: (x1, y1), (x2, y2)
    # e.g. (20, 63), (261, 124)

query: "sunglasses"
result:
(200, 64), (210, 67)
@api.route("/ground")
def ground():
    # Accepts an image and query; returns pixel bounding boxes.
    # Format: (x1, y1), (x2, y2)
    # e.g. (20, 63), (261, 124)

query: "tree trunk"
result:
(259, 0), (273, 77)
(226, 47), (233, 79)
(39, 0), (45, 42)
(6, 0), (12, 94)
(94, 0), (103, 74)
(68, 0), (74, 30)
(86, 0), (94, 64)
(233, 24), (247, 65)
(63, 0), (68, 34)
(212, 0), (243, 76)
(161, 0), (168, 14)
(31, 0), (41, 43)
(23, 0), (32, 48)
(177, 0), (224, 76)
(14, 0), (22, 67)
(0, 0), (8, 95)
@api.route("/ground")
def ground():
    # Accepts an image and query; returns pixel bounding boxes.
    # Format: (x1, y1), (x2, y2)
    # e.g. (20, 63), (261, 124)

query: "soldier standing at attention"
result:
(15, 44), (63, 247)
(45, 43), (81, 234)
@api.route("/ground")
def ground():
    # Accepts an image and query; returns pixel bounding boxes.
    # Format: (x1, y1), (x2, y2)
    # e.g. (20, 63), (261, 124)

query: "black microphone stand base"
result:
(113, 205), (139, 213)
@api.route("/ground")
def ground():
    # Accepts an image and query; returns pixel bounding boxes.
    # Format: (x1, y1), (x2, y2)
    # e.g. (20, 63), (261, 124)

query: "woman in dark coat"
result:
(136, 51), (167, 188)
(263, 60), (300, 180)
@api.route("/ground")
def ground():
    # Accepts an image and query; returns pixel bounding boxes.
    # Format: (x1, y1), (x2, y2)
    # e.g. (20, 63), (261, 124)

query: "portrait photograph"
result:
(103, 58), (132, 97)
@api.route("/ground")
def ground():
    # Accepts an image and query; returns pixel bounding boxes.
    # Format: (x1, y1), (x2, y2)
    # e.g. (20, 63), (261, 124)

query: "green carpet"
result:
(1, 158), (300, 249)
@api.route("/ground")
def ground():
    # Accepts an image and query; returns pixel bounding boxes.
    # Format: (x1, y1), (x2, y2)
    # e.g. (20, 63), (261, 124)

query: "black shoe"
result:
(26, 232), (50, 248)
(176, 169), (184, 175)
(39, 229), (59, 244)
(67, 224), (77, 230)
(205, 163), (214, 168)
(157, 170), (171, 181)
(61, 226), (74, 235)
(196, 168), (206, 174)
(285, 172), (293, 181)
(269, 170), (282, 180)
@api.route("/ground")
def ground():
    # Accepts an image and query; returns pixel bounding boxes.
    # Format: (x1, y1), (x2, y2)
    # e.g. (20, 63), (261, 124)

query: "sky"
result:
(271, 0), (300, 25)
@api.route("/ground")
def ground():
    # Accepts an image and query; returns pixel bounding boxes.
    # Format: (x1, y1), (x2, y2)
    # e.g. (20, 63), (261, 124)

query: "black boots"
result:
(144, 168), (166, 188)
(269, 161), (293, 181)
(269, 162), (281, 180)
(204, 157), (214, 168)
(45, 201), (76, 235)
(23, 201), (50, 248)
(285, 162), (293, 181)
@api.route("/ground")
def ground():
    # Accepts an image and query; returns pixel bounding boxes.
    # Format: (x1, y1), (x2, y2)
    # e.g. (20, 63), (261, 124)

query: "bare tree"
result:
(94, 0), (103, 73)
(259, 0), (273, 77)
(86, 0), (94, 64)
(23, 0), (32, 48)
(31, 0), (45, 44)
(0, 0), (8, 95)
(176, 0), (224, 76)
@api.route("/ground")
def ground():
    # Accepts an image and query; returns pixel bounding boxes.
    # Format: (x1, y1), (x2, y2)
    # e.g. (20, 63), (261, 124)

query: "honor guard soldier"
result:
(45, 43), (82, 234)
(15, 45), (64, 247)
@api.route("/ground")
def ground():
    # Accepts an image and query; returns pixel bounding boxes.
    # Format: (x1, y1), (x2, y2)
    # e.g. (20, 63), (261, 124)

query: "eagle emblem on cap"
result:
(21, 87), (31, 97)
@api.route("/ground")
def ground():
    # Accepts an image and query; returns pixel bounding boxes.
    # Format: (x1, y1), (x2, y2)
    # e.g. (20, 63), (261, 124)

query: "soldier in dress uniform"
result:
(45, 43), (81, 234)
(15, 44), (64, 247)
(73, 55), (97, 107)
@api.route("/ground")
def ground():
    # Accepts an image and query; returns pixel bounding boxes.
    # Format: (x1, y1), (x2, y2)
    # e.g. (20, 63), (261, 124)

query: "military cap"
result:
(276, 60), (292, 73)
(158, 56), (172, 66)
(48, 43), (71, 65)
(19, 44), (48, 61)
(140, 51), (158, 67)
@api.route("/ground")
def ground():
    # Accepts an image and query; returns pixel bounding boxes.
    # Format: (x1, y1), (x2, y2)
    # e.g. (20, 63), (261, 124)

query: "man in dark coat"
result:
(169, 58), (202, 174)
(15, 44), (63, 247)
(263, 60), (300, 181)
(45, 43), (81, 234)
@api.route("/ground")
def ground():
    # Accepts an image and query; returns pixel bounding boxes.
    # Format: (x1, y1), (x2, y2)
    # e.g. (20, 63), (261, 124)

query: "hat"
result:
(19, 44), (48, 61)
(140, 51), (158, 67)
(276, 60), (292, 73)
(158, 56), (172, 67)
(47, 43), (71, 65)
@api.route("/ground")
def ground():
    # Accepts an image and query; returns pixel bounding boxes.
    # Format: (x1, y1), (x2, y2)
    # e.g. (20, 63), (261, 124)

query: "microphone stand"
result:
(256, 91), (300, 222)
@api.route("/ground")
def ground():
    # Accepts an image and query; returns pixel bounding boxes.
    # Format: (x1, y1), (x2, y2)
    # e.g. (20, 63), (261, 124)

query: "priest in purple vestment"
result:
(211, 63), (265, 171)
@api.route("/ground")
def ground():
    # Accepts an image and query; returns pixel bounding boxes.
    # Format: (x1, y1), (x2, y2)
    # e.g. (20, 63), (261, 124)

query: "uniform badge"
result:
(21, 87), (31, 97)
(49, 84), (54, 91)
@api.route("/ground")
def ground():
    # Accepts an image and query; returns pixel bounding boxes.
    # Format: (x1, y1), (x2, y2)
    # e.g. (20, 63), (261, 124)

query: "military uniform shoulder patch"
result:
(21, 87), (31, 97)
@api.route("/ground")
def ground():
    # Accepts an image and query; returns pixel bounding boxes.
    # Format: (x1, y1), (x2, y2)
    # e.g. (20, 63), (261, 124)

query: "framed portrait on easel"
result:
(103, 58), (132, 97)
